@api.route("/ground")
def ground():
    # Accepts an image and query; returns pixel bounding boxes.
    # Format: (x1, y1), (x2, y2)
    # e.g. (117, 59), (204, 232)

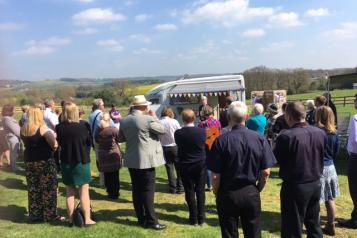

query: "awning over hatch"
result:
(168, 80), (244, 98)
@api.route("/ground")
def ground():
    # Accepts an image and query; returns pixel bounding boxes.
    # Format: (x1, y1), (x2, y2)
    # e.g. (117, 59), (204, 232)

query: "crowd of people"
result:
(0, 92), (357, 238)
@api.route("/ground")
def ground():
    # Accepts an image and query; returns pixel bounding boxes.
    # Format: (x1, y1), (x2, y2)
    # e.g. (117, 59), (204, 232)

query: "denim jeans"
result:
(7, 136), (19, 171)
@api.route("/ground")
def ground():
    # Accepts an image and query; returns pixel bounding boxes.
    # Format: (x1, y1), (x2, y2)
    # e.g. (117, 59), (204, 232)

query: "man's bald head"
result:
(182, 109), (196, 124)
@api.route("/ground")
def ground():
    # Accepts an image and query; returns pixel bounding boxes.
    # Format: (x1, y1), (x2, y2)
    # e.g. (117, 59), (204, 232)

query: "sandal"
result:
(52, 215), (66, 222)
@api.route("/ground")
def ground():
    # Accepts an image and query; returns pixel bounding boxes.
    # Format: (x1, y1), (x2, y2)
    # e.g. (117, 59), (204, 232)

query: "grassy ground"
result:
(0, 151), (356, 238)
(1, 88), (357, 237)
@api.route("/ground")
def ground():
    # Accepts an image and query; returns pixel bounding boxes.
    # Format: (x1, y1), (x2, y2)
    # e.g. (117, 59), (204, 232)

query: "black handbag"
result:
(73, 203), (96, 227)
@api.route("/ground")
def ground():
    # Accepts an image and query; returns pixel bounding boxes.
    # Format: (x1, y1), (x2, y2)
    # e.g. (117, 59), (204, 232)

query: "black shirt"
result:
(273, 114), (289, 134)
(207, 125), (277, 191)
(22, 129), (54, 162)
(56, 122), (92, 164)
(219, 110), (229, 128)
(174, 126), (206, 164)
(274, 122), (326, 184)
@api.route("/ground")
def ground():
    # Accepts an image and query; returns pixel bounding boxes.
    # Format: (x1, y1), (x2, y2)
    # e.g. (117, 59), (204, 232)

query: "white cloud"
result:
(242, 28), (265, 38)
(0, 22), (24, 30)
(14, 45), (55, 56)
(268, 12), (303, 28)
(305, 8), (330, 17)
(261, 41), (294, 52)
(75, 27), (97, 35)
(25, 36), (71, 46)
(134, 48), (162, 55)
(75, 0), (95, 3)
(72, 8), (126, 26)
(181, 0), (275, 27)
(192, 41), (219, 54)
(97, 39), (123, 52)
(134, 14), (151, 23)
(154, 23), (178, 31)
(129, 34), (151, 44)
(324, 22), (357, 40)
(14, 36), (71, 56)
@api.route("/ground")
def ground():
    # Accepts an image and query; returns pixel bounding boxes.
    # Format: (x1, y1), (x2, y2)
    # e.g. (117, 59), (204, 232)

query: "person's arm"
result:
(212, 172), (221, 195)
(94, 128), (100, 144)
(257, 168), (270, 192)
(148, 112), (165, 135)
(4, 117), (21, 138)
(118, 125), (126, 143)
(41, 127), (58, 151)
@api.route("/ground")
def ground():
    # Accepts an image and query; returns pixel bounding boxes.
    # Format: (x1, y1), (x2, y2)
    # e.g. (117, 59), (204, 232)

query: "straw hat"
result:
(131, 95), (152, 107)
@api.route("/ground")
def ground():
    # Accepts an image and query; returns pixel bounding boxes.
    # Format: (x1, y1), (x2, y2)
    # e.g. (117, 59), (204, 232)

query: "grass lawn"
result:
(0, 150), (356, 238)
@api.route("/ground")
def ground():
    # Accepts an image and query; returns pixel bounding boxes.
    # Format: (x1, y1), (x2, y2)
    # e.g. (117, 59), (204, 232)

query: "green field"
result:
(1, 89), (357, 237)
(1, 151), (356, 237)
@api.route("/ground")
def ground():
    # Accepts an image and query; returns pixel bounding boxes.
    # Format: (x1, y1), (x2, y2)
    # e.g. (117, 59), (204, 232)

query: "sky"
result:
(1, 0), (357, 80)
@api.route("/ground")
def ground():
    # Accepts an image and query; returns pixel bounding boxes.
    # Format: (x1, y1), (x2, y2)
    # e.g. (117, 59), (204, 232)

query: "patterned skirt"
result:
(25, 158), (58, 222)
(320, 164), (340, 203)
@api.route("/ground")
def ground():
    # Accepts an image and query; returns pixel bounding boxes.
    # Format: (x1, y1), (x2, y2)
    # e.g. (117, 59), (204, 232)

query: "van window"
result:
(149, 98), (160, 104)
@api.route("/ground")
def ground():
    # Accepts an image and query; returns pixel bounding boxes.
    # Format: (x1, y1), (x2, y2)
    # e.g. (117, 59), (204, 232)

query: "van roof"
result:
(147, 74), (244, 96)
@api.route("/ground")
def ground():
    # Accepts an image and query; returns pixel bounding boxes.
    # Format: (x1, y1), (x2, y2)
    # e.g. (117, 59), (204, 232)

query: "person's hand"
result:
(148, 110), (156, 117)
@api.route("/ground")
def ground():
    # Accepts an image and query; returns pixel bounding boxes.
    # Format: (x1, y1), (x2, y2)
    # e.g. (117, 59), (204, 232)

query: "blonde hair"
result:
(100, 113), (110, 129)
(21, 106), (45, 136)
(61, 102), (79, 123)
(315, 106), (336, 134)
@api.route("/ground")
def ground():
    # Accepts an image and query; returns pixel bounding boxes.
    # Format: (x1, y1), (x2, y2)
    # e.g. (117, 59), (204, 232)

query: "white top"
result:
(44, 107), (59, 131)
(159, 116), (181, 147)
(348, 114), (357, 154)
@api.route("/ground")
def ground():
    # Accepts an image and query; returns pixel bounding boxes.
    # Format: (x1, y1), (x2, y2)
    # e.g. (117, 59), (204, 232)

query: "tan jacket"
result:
(119, 110), (165, 169)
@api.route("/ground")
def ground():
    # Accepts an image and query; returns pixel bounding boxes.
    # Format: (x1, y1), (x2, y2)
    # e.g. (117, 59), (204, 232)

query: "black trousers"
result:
(54, 149), (60, 172)
(280, 180), (323, 238)
(179, 161), (206, 224)
(129, 168), (157, 226)
(104, 170), (120, 198)
(163, 146), (183, 192)
(216, 185), (261, 238)
(348, 153), (357, 221)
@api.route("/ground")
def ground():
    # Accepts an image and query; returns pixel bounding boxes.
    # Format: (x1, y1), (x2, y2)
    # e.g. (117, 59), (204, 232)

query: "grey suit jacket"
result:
(119, 111), (166, 169)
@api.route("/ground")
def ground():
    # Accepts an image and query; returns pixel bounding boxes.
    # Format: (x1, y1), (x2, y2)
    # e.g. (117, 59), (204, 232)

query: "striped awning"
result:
(168, 80), (244, 98)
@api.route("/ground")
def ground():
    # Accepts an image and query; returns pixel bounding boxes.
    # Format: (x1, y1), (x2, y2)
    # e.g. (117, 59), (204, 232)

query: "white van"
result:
(146, 74), (245, 122)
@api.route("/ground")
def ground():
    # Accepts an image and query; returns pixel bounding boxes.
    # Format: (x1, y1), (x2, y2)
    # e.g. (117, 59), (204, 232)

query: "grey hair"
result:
(253, 103), (264, 115)
(228, 101), (248, 124)
(44, 99), (54, 108)
(306, 100), (315, 110)
(92, 98), (104, 110)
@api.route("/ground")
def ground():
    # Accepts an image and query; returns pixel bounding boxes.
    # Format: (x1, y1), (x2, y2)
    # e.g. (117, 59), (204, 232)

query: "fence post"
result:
(343, 97), (346, 107)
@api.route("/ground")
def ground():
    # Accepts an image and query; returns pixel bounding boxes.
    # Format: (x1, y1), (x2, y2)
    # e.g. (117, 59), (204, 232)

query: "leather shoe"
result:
(146, 223), (167, 230)
(338, 220), (357, 229)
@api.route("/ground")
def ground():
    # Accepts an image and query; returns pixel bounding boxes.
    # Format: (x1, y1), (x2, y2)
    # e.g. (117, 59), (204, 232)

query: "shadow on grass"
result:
(0, 205), (27, 223)
(0, 178), (27, 190)
(335, 155), (348, 176)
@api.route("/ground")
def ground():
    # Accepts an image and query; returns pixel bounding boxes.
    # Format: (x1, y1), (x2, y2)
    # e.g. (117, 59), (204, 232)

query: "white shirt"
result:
(347, 114), (357, 154)
(159, 116), (181, 147)
(44, 107), (59, 131)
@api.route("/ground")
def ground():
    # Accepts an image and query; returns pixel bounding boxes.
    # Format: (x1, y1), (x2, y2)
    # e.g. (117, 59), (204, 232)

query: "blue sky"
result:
(1, 0), (357, 80)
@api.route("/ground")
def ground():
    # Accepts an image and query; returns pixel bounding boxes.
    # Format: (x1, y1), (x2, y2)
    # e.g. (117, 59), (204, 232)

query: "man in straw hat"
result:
(119, 95), (167, 230)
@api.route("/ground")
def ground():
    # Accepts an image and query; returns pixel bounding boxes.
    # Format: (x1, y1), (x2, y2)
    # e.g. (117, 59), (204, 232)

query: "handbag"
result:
(73, 203), (96, 227)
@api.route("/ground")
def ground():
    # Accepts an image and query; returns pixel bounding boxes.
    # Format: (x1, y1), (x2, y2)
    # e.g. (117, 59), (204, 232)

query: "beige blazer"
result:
(119, 110), (166, 169)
